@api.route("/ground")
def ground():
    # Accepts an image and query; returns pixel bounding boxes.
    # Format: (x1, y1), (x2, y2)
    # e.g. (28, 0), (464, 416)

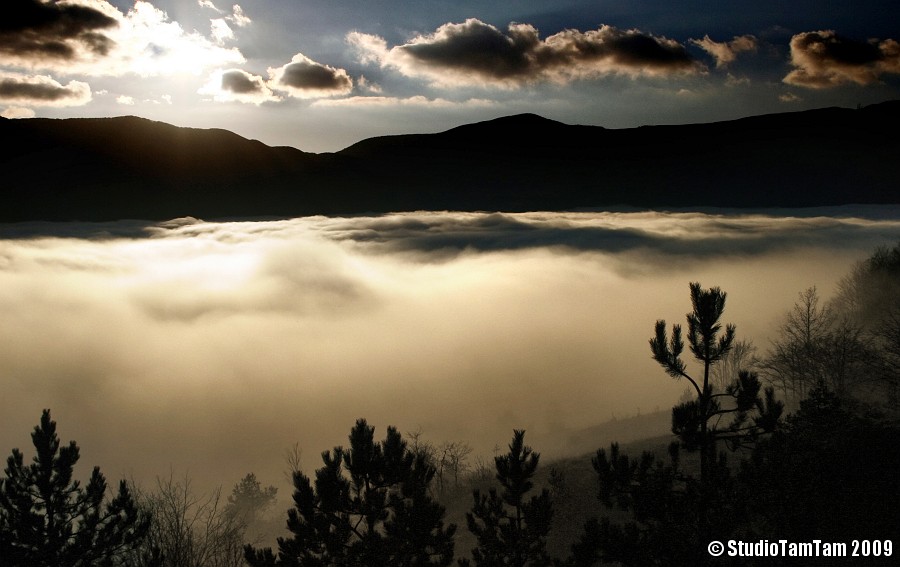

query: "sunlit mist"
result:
(1, 208), (898, 490)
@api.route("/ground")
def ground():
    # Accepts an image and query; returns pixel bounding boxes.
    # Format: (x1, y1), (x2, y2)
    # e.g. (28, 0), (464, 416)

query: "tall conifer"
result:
(0, 410), (151, 566)
(245, 418), (455, 566)
(570, 283), (783, 565)
(462, 430), (553, 567)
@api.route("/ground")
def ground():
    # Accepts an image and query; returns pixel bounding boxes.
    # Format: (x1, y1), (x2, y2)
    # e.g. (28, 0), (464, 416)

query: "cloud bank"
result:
(349, 19), (702, 88)
(319, 210), (900, 262)
(1, 210), (897, 490)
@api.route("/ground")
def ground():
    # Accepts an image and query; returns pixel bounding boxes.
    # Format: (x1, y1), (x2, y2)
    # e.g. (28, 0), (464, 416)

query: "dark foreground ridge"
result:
(3, 102), (899, 221)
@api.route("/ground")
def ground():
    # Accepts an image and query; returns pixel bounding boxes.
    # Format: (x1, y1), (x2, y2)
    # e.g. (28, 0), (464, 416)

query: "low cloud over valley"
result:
(1, 209), (897, 489)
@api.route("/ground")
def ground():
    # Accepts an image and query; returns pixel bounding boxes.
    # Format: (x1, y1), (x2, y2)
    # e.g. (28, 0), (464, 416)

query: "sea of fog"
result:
(2, 207), (899, 491)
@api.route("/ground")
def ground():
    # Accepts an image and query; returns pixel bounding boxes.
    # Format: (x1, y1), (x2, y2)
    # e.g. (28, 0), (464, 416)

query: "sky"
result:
(2, 0), (900, 152)
(1, 208), (899, 489)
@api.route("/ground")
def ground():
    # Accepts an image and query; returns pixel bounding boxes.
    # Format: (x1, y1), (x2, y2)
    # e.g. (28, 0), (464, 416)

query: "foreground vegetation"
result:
(3, 243), (899, 566)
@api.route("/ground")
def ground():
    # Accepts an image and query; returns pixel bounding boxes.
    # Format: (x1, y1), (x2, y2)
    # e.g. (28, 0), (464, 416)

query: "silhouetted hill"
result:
(3, 102), (899, 221)
(2, 116), (316, 220)
(562, 409), (671, 455)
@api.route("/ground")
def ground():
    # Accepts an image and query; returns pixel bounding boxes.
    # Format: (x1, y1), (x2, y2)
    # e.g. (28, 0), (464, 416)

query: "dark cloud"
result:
(0, 73), (90, 106)
(0, 219), (161, 240)
(221, 69), (264, 94)
(784, 30), (900, 88)
(399, 20), (536, 79)
(351, 19), (701, 87)
(580, 28), (694, 68)
(280, 61), (349, 90)
(270, 53), (352, 97)
(1, 75), (77, 100)
(200, 68), (278, 104)
(0, 0), (118, 62)
(328, 212), (649, 257)
(279, 61), (350, 90)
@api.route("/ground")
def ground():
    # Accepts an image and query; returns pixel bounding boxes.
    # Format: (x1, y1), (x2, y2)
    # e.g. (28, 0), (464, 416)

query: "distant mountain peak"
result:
(470, 112), (562, 125)
(446, 112), (566, 134)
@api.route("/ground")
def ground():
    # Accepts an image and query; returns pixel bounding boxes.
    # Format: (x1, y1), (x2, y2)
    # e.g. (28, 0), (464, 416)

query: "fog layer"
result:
(1, 208), (898, 488)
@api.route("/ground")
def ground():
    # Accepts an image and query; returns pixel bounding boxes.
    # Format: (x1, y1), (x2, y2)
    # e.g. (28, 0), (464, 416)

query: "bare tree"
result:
(469, 456), (494, 483)
(762, 287), (833, 402)
(711, 339), (757, 393)
(406, 427), (437, 463)
(282, 443), (303, 485)
(831, 243), (900, 409)
(444, 441), (473, 489)
(135, 472), (245, 567)
(832, 243), (900, 326)
(762, 286), (871, 405)
(434, 441), (472, 494)
(404, 431), (473, 496)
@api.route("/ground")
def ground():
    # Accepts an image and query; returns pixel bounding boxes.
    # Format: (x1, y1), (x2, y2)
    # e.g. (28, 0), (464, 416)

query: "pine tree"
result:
(385, 452), (456, 565)
(461, 430), (553, 567)
(226, 472), (278, 547)
(227, 473), (277, 524)
(0, 409), (151, 567)
(568, 283), (783, 565)
(244, 418), (456, 567)
(648, 283), (782, 533)
(649, 282), (735, 498)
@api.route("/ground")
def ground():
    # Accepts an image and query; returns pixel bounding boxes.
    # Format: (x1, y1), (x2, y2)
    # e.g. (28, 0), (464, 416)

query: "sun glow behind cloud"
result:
(2, 1), (898, 152)
(0, 0), (245, 77)
(0, 209), (898, 489)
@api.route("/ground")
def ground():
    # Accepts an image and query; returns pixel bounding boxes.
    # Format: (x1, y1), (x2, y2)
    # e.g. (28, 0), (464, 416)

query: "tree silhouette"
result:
(134, 472), (246, 567)
(649, 283), (735, 484)
(245, 418), (455, 566)
(570, 283), (782, 565)
(738, 383), (900, 542)
(226, 472), (278, 546)
(761, 286), (871, 405)
(833, 242), (900, 325)
(436, 441), (473, 495)
(832, 241), (900, 407)
(227, 473), (277, 522)
(648, 283), (781, 525)
(579, 441), (730, 566)
(461, 430), (553, 567)
(0, 409), (151, 566)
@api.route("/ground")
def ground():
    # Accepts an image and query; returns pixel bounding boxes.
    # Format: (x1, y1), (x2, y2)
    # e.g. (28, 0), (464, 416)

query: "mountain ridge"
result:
(2, 102), (899, 221)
